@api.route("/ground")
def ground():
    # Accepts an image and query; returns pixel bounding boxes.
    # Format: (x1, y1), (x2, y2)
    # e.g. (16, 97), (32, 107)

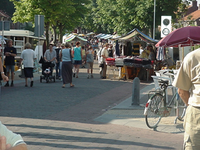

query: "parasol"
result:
(156, 26), (200, 47)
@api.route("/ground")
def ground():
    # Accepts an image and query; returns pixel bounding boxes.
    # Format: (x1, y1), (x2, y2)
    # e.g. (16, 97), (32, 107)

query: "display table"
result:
(107, 65), (117, 80)
(106, 58), (117, 80)
(105, 57), (153, 81)
(122, 65), (141, 80)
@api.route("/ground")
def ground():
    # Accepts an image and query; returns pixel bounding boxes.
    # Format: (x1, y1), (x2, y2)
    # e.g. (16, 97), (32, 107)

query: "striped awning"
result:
(111, 34), (121, 39)
(86, 32), (95, 36)
(119, 28), (158, 43)
(100, 34), (113, 39)
(65, 34), (76, 42)
(94, 33), (105, 38)
(64, 34), (87, 42)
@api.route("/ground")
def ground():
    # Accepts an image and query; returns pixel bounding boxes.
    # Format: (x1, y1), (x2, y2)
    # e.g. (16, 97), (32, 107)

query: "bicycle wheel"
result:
(145, 93), (163, 128)
(175, 96), (186, 121)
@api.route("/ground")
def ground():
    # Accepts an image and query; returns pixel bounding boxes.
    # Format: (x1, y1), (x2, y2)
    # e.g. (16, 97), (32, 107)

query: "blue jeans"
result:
(56, 62), (60, 77)
(6, 65), (15, 73)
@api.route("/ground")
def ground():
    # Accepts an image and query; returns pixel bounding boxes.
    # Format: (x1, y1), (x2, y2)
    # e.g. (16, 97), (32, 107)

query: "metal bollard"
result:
(132, 77), (140, 105)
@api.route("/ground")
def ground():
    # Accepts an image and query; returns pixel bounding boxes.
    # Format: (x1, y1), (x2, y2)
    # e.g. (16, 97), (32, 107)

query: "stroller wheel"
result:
(53, 76), (55, 82)
(40, 76), (42, 83)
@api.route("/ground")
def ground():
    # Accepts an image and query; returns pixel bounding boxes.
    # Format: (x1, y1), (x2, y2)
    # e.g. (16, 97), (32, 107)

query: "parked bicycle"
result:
(144, 79), (187, 129)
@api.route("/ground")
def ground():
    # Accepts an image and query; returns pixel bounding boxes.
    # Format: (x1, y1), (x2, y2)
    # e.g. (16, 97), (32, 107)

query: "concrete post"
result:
(132, 77), (140, 105)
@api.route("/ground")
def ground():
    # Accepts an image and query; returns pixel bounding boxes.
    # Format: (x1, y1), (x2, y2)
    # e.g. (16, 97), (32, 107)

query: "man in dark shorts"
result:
(4, 39), (17, 87)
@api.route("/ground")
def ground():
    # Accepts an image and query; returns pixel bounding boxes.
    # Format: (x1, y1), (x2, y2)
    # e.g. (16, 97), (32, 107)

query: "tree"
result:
(174, 1), (189, 28)
(10, 0), (90, 44)
(83, 0), (182, 37)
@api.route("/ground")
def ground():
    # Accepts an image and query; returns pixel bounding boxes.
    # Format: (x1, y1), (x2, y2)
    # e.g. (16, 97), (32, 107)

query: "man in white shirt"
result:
(173, 48), (200, 149)
(101, 43), (109, 79)
(0, 121), (27, 150)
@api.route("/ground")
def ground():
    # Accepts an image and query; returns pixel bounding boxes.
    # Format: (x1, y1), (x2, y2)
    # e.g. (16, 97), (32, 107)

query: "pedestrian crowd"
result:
(1, 37), (193, 150)
(0, 37), (115, 149)
(1, 38), (115, 88)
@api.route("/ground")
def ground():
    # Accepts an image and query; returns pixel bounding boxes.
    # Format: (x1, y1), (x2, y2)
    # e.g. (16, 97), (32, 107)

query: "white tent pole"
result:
(153, 0), (156, 39)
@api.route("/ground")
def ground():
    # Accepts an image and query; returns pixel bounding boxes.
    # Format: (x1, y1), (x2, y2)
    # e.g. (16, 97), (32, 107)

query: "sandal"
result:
(62, 85), (65, 88)
(30, 81), (33, 87)
(70, 84), (74, 88)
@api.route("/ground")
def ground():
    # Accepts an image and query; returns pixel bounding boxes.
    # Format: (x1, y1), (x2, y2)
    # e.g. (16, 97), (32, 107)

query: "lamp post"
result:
(153, 0), (156, 39)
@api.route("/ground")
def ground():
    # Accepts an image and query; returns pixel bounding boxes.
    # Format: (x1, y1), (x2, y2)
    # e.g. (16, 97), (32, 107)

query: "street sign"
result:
(0, 21), (10, 31)
(34, 15), (44, 37)
(161, 16), (172, 38)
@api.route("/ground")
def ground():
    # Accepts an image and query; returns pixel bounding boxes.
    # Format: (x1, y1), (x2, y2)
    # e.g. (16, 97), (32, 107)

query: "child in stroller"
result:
(40, 61), (56, 83)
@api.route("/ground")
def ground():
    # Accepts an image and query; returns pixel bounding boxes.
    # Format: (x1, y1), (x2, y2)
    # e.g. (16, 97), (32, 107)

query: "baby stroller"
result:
(40, 61), (56, 83)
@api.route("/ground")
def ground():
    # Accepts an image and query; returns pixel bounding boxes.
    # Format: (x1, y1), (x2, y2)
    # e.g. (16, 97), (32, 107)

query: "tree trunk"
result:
(59, 24), (64, 43)
(45, 22), (50, 46)
(52, 25), (57, 44)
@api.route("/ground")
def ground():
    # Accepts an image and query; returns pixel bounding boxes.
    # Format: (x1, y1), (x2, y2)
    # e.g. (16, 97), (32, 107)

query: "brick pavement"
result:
(0, 61), (183, 149)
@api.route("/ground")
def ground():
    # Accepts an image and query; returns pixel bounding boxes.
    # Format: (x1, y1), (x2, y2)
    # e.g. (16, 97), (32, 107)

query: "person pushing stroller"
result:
(42, 43), (56, 82)
(44, 43), (56, 68)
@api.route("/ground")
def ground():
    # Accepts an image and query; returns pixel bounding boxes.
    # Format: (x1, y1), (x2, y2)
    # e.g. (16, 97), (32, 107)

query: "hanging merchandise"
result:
(132, 43), (141, 56)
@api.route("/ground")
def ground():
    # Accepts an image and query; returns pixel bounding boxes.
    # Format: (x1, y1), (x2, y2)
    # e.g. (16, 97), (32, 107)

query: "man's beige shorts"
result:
(184, 105), (200, 150)
(87, 62), (93, 69)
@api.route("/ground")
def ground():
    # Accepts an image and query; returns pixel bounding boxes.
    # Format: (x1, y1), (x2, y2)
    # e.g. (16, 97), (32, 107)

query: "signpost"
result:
(34, 15), (44, 73)
(0, 21), (10, 63)
(34, 15), (44, 37)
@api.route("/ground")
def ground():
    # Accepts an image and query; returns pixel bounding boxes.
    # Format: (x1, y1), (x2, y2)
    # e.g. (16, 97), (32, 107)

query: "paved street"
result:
(0, 61), (183, 150)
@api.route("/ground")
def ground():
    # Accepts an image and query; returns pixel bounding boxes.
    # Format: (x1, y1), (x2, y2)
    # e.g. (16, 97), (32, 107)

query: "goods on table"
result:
(106, 58), (115, 66)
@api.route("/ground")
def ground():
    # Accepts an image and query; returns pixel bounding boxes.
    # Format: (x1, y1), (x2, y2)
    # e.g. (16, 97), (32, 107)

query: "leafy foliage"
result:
(82, 0), (182, 36)
(10, 0), (90, 43)
(9, 0), (184, 40)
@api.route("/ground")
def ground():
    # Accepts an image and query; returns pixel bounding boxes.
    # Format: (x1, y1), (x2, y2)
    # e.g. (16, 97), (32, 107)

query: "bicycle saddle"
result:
(158, 80), (168, 85)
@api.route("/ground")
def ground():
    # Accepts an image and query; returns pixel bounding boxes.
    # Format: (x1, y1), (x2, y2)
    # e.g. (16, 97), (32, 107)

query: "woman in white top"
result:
(20, 42), (36, 87)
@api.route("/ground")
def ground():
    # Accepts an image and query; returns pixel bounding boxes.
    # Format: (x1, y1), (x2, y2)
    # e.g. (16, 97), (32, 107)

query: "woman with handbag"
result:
(59, 43), (74, 88)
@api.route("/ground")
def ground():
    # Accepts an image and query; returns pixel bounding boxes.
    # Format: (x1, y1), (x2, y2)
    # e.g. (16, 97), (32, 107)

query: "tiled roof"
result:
(0, 10), (10, 19)
(184, 9), (200, 20)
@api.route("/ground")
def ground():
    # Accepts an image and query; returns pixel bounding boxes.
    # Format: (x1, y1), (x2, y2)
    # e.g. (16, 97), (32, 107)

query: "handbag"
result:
(99, 63), (104, 68)
(39, 56), (44, 64)
(70, 49), (73, 63)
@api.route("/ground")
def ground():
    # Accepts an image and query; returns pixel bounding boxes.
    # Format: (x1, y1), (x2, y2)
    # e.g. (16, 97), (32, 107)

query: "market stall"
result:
(108, 28), (158, 81)
(154, 26), (200, 82)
